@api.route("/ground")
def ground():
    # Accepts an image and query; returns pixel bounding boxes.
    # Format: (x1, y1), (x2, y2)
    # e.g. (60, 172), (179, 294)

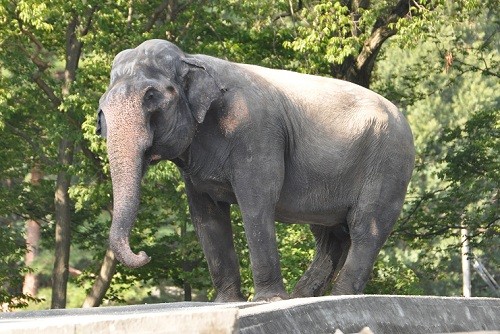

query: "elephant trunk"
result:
(108, 143), (151, 268)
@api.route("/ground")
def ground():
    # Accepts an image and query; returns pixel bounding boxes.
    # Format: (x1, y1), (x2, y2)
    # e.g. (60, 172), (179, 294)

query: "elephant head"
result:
(97, 40), (224, 268)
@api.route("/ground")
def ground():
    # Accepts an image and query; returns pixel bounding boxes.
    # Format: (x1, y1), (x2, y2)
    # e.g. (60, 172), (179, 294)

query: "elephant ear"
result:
(96, 109), (107, 138)
(181, 57), (225, 123)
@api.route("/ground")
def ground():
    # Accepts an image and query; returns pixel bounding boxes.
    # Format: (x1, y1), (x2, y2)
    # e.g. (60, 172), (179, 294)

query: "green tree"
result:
(373, 3), (499, 296)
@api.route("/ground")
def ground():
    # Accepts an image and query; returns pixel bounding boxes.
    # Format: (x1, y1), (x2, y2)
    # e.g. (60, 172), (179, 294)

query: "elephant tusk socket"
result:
(150, 154), (162, 163)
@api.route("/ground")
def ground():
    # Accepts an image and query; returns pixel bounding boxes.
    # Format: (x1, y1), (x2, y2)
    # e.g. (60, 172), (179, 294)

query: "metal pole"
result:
(461, 228), (471, 297)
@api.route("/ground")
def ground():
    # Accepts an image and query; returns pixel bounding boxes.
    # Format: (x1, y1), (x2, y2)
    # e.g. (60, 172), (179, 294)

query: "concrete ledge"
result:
(238, 295), (500, 334)
(1, 296), (499, 334)
(0, 304), (241, 334)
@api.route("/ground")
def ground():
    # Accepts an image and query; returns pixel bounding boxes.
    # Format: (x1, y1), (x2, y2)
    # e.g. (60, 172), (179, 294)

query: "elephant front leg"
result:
(184, 178), (245, 302)
(241, 206), (288, 302)
(233, 163), (288, 302)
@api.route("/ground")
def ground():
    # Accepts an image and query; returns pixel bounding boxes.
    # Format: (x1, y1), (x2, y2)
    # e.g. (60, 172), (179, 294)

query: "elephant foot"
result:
(252, 291), (289, 302)
(292, 268), (333, 298)
(214, 289), (247, 303)
(291, 288), (314, 299)
(291, 277), (321, 298)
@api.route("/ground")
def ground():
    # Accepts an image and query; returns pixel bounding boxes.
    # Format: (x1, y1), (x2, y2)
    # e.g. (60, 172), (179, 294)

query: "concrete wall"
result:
(238, 296), (500, 334)
(1, 296), (499, 334)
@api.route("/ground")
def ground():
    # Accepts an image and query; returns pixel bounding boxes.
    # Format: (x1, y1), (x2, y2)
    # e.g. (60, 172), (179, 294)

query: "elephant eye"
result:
(146, 91), (155, 100)
(145, 87), (158, 101)
(143, 86), (176, 113)
(143, 87), (163, 112)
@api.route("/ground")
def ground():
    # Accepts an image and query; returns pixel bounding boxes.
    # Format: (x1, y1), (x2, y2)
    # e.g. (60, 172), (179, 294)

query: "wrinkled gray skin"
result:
(97, 39), (415, 302)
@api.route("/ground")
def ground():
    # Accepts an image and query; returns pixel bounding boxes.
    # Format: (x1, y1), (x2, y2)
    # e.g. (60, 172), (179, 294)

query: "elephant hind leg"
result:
(331, 196), (403, 295)
(292, 224), (350, 298)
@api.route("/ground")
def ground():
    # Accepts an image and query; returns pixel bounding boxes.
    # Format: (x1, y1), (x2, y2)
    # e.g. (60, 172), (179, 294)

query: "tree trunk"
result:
(50, 139), (74, 309)
(82, 248), (117, 308)
(183, 281), (192, 301)
(49, 8), (95, 308)
(181, 218), (192, 301)
(23, 220), (41, 296)
(22, 167), (42, 297)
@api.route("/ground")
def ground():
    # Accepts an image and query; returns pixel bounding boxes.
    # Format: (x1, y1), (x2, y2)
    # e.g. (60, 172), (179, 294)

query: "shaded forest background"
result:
(0, 0), (498, 310)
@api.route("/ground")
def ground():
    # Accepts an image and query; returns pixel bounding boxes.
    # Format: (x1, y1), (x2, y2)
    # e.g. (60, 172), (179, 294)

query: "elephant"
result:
(97, 39), (415, 302)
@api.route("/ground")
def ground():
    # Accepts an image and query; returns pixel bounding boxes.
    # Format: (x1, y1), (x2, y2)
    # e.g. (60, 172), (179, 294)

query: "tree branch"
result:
(4, 122), (52, 166)
(453, 58), (500, 78)
(144, 0), (171, 33)
(64, 5), (97, 93)
(78, 143), (107, 181)
(31, 72), (62, 108)
(64, 14), (81, 94)
(144, 0), (199, 33)
(24, 8), (104, 180)
(13, 9), (63, 107)
(82, 248), (117, 308)
(80, 5), (98, 37)
(336, 0), (422, 87)
(16, 43), (49, 71)
(13, 11), (51, 71)
(397, 187), (449, 229)
(15, 16), (46, 52)
(272, 0), (304, 22)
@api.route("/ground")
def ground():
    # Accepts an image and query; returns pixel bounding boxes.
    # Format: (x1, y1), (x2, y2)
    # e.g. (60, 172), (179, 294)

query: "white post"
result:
(461, 228), (471, 297)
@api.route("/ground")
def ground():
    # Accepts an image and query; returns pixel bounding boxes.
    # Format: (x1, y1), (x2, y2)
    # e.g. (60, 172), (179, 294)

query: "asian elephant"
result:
(97, 39), (415, 302)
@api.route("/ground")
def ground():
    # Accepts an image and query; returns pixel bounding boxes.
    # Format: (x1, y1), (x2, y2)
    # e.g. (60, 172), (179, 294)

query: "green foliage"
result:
(283, 1), (368, 74)
(402, 108), (499, 295)
(0, 221), (33, 309)
(365, 249), (424, 296)
(376, 4), (499, 296)
(278, 224), (315, 292)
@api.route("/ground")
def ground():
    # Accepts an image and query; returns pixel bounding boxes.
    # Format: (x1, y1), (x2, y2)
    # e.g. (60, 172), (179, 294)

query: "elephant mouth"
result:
(149, 154), (162, 165)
